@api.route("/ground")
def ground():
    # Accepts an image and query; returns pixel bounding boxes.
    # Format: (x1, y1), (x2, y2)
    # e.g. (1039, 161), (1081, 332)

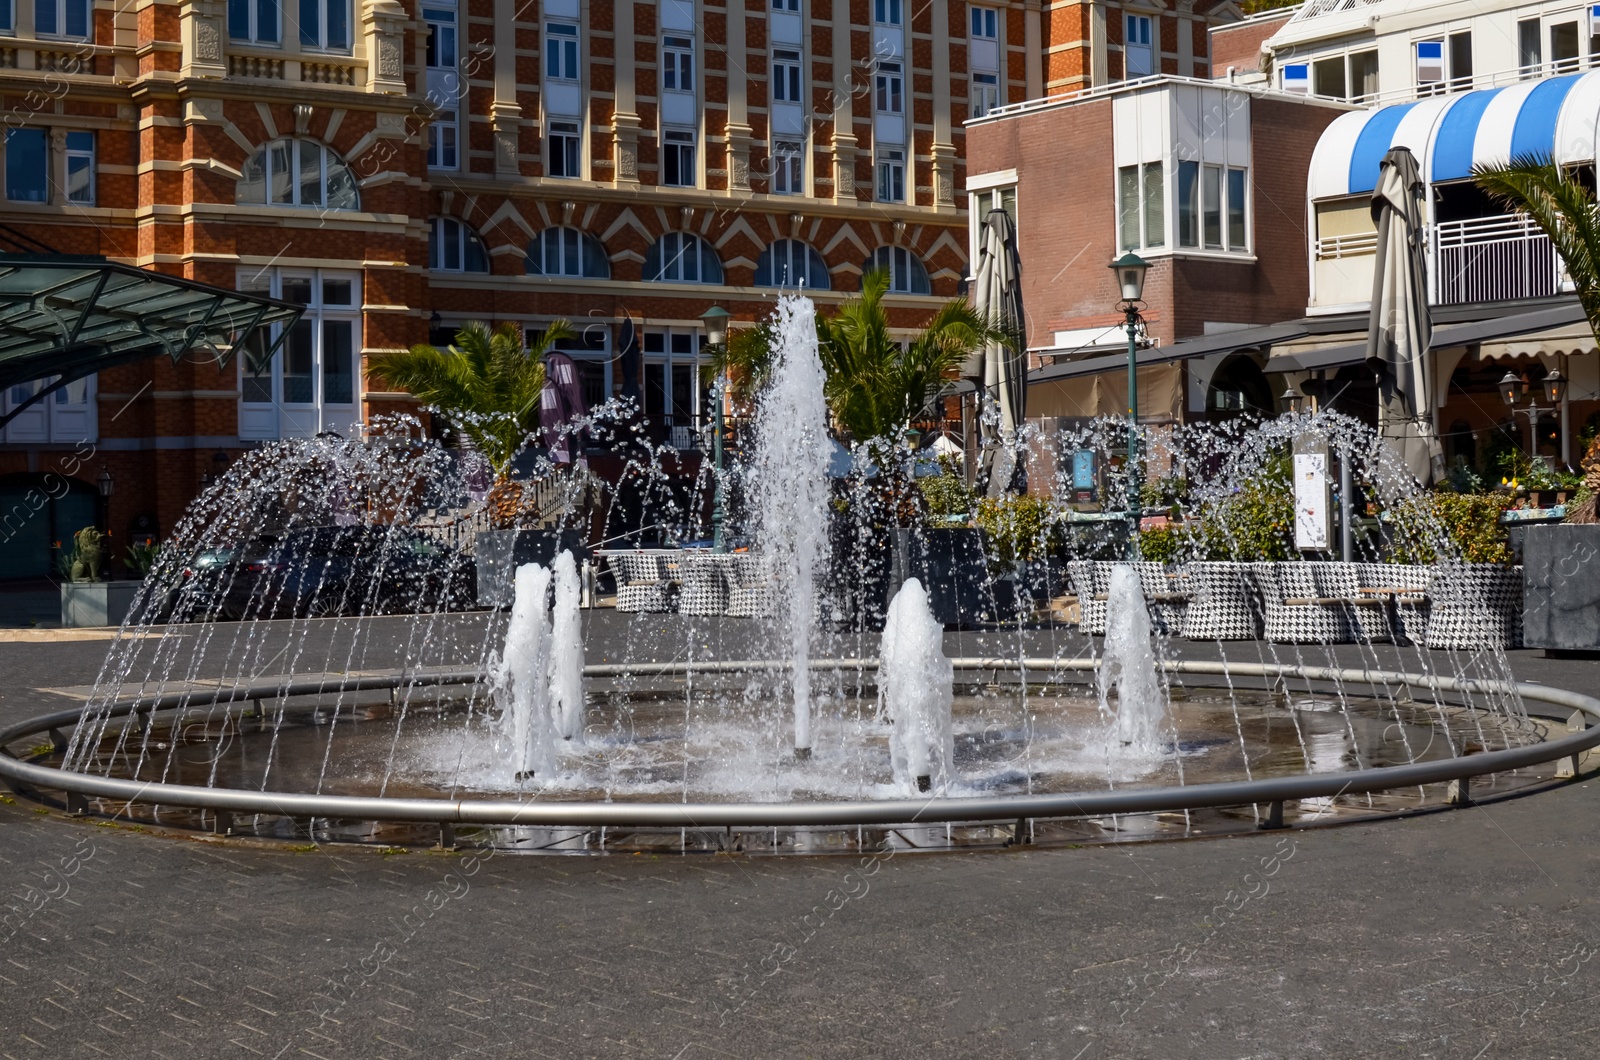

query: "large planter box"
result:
(1522, 524), (1600, 650)
(887, 527), (999, 628)
(475, 529), (587, 609)
(61, 580), (143, 628)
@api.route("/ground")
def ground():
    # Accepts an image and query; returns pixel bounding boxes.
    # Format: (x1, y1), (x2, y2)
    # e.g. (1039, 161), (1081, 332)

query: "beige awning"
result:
(1028, 362), (1184, 421)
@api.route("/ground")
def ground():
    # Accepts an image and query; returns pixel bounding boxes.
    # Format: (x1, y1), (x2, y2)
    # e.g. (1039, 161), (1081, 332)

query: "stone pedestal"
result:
(61, 581), (143, 628)
(1523, 524), (1600, 650)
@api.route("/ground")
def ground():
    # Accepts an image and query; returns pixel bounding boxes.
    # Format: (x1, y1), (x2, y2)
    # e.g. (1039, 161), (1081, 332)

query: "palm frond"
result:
(1474, 154), (1600, 340)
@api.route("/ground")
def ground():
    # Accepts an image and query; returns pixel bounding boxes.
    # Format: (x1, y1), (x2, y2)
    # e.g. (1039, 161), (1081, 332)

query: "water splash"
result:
(879, 578), (954, 794)
(1097, 564), (1167, 753)
(749, 295), (833, 756)
(498, 563), (555, 780)
(549, 551), (585, 741)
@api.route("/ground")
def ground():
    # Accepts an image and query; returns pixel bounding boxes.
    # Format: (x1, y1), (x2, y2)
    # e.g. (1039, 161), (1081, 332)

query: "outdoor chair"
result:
(1178, 561), (1260, 641)
(1357, 562), (1431, 646)
(1130, 560), (1189, 636)
(677, 553), (729, 616)
(723, 554), (774, 618)
(1067, 560), (1111, 635)
(1255, 561), (1385, 644)
(611, 552), (675, 613)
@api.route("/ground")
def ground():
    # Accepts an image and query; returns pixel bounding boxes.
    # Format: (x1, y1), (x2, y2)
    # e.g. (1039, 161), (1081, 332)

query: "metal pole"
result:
(1340, 449), (1353, 563)
(711, 373), (726, 552)
(1125, 307), (1141, 560)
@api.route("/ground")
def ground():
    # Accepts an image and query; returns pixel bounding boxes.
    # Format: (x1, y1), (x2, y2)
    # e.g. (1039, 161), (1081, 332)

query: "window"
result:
(874, 0), (901, 26)
(771, 140), (804, 194)
(1448, 32), (1473, 90)
(1349, 50), (1379, 100)
(298, 0), (350, 51)
(773, 49), (803, 103)
(525, 228), (609, 278)
(238, 270), (362, 440)
(429, 217), (488, 273)
(970, 6), (998, 39)
(1313, 56), (1346, 99)
(425, 5), (459, 169)
(1415, 39), (1444, 90)
(1177, 160), (1198, 248)
(5, 129), (45, 203)
(1281, 63), (1309, 94)
(236, 138), (359, 209)
(0, 0), (11, 33)
(772, 0), (799, 9)
(35, 0), (88, 38)
(1519, 18), (1542, 75)
(663, 36), (695, 92)
(1125, 15), (1153, 79)
(876, 148), (905, 203)
(662, 129), (696, 186)
(968, 184), (1017, 265)
(64, 131), (93, 205)
(642, 330), (710, 441)
(1226, 168), (1247, 250)
(548, 121), (581, 178)
(1552, 21), (1581, 74)
(1116, 162), (1163, 250)
(228, 0), (281, 44)
(755, 239), (830, 289)
(644, 232), (724, 284)
(1202, 166), (1222, 249)
(875, 61), (903, 114)
(546, 22), (579, 80)
(864, 246), (930, 294)
(971, 73), (1000, 118)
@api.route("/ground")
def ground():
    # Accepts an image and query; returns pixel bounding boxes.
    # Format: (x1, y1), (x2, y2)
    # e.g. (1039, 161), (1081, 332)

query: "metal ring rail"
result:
(0, 659), (1595, 832)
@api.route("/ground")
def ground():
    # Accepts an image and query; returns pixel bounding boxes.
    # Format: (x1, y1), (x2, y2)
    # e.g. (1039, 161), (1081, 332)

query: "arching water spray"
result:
(749, 295), (832, 757)
(879, 578), (954, 794)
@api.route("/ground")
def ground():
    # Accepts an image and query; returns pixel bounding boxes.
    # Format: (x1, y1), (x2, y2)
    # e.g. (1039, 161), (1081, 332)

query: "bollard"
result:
(1447, 776), (1471, 806)
(1257, 799), (1286, 830)
(436, 823), (456, 850)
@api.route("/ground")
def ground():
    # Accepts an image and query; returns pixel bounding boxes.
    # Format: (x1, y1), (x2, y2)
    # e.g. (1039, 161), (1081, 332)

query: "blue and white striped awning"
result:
(1308, 72), (1600, 200)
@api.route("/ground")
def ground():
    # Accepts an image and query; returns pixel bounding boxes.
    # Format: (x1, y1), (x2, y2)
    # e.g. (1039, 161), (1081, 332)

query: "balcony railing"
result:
(1433, 214), (1561, 306)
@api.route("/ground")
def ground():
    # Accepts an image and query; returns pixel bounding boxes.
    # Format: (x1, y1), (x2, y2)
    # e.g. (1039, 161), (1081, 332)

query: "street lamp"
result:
(1109, 251), (1149, 558)
(1498, 369), (1568, 462)
(96, 468), (113, 532)
(1281, 384), (1304, 416)
(700, 305), (733, 551)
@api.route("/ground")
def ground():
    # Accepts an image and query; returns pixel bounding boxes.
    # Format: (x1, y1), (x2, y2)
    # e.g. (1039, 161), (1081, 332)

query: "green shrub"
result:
(917, 472), (975, 518)
(1138, 523), (1179, 563)
(975, 494), (1062, 566)
(1178, 451), (1295, 562)
(1388, 491), (1514, 565)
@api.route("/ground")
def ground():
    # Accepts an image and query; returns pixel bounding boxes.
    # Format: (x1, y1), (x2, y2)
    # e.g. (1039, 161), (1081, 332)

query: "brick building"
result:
(0, 0), (1252, 579)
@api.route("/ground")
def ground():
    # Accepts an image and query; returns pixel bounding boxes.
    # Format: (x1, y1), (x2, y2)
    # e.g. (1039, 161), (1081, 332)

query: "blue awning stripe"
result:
(1509, 73), (1583, 161)
(1432, 88), (1503, 181)
(1348, 102), (1417, 194)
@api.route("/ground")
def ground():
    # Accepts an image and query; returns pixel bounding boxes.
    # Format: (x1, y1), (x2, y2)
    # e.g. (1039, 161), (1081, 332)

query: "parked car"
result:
(219, 526), (478, 619)
(158, 537), (278, 622)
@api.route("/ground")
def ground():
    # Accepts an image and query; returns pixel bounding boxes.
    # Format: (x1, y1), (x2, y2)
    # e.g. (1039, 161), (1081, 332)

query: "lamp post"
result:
(1498, 368), (1566, 462)
(700, 304), (732, 551)
(95, 468), (113, 532)
(1109, 251), (1149, 559)
(1281, 384), (1304, 416)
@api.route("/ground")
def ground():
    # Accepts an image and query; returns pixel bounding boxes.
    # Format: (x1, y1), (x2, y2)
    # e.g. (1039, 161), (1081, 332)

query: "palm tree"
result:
(705, 319), (776, 403)
(1474, 155), (1600, 341)
(369, 320), (574, 527)
(816, 268), (1000, 455)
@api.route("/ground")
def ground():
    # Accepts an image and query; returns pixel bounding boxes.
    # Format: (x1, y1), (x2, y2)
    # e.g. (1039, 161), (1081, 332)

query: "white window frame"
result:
(971, 73), (1000, 118)
(425, 3), (459, 169)
(875, 61), (903, 115)
(771, 139), (804, 195)
(228, 0), (281, 45)
(548, 120), (582, 178)
(771, 0), (799, 11)
(237, 268), (363, 441)
(663, 35), (695, 93)
(429, 216), (488, 272)
(4, 128), (47, 204)
(967, 183), (1016, 269)
(34, 0), (90, 40)
(970, 6), (998, 40)
(0, 373), (96, 444)
(235, 138), (358, 210)
(757, 239), (830, 289)
(874, 0), (901, 27)
(297, 0), (352, 53)
(1116, 161), (1164, 252)
(64, 130), (93, 205)
(642, 328), (710, 444)
(876, 147), (905, 203)
(526, 227), (610, 278)
(772, 48), (803, 103)
(546, 22), (580, 81)
(662, 128), (696, 187)
(1125, 14), (1154, 79)
(646, 232), (722, 284)
(867, 246), (930, 294)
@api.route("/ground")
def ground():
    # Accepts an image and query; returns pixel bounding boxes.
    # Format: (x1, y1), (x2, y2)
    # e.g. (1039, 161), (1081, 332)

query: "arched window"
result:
(863, 246), (931, 294)
(236, 138), (358, 210)
(643, 232), (724, 284)
(525, 228), (610, 278)
(754, 239), (830, 289)
(429, 217), (489, 273)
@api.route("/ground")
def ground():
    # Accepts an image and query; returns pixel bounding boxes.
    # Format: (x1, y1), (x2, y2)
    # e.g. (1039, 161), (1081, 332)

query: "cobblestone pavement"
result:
(1, 615), (1598, 1058)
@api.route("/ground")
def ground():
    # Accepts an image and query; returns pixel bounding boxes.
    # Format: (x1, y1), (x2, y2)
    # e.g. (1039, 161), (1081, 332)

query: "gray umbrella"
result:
(969, 208), (1027, 497)
(1365, 146), (1443, 485)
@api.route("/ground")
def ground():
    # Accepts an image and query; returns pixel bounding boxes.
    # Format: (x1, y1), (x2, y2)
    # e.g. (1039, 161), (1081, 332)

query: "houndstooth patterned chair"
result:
(1425, 563), (1522, 650)
(677, 553), (729, 616)
(1130, 560), (1188, 636)
(1357, 562), (1431, 646)
(723, 554), (775, 619)
(1068, 560), (1112, 635)
(612, 552), (675, 613)
(1255, 562), (1370, 644)
(1179, 561), (1260, 641)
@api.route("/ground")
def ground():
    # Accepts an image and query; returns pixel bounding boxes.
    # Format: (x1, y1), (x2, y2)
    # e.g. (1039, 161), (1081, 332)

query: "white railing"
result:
(1432, 214), (1561, 306)
(1314, 232), (1378, 259)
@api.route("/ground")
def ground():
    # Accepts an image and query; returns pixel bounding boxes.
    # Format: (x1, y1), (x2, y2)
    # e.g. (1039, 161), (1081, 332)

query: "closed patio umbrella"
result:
(1365, 146), (1443, 485)
(970, 208), (1027, 497)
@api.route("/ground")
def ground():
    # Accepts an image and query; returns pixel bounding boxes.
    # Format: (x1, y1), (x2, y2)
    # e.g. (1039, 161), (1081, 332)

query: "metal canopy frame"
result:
(0, 255), (302, 431)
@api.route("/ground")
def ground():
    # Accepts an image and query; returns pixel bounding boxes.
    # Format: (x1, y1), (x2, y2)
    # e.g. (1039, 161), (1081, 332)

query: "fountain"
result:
(879, 578), (954, 795)
(6, 295), (1600, 854)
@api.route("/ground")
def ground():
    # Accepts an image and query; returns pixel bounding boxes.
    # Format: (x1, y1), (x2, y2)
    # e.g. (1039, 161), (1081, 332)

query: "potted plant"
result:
(370, 321), (586, 608)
